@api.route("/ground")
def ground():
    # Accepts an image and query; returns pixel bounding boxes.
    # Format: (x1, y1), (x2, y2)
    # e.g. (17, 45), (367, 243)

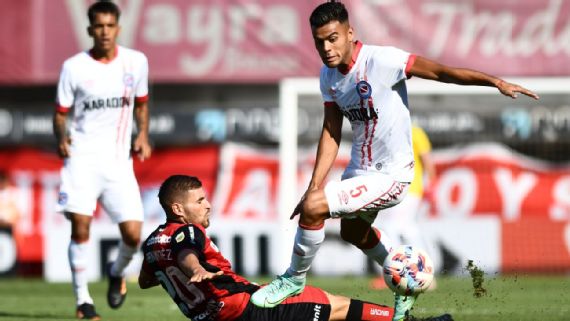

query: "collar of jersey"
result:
(88, 46), (119, 64)
(338, 41), (362, 75)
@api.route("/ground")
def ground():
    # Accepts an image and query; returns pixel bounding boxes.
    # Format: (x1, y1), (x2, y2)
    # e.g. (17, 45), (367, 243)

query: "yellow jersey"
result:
(408, 126), (432, 197)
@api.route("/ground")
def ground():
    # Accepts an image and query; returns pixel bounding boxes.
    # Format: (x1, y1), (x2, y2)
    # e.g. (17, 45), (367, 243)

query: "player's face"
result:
(88, 12), (120, 52)
(312, 20), (354, 68)
(182, 187), (212, 228)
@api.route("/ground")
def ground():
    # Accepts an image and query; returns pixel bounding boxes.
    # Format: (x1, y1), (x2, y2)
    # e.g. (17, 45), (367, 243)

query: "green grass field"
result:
(0, 275), (568, 321)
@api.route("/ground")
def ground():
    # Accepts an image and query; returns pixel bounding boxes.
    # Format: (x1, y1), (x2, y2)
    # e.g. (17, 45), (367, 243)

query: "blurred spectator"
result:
(0, 170), (19, 229)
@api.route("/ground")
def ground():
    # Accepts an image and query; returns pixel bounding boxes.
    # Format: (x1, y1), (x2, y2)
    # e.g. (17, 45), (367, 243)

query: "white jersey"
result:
(56, 45), (149, 160)
(320, 41), (415, 182)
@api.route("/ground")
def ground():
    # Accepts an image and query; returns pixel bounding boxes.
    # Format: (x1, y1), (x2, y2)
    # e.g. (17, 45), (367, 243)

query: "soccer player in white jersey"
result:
(251, 1), (539, 320)
(52, 2), (151, 320)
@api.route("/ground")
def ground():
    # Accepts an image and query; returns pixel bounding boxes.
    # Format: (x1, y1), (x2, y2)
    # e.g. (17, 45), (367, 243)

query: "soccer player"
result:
(53, 1), (151, 319)
(250, 1), (539, 320)
(138, 175), (453, 321)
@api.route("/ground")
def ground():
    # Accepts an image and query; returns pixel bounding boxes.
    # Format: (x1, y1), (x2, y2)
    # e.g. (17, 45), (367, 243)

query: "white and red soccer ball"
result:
(383, 245), (434, 295)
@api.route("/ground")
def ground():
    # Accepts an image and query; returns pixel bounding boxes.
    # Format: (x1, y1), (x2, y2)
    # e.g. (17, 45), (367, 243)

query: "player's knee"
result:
(71, 227), (90, 243)
(123, 234), (140, 247)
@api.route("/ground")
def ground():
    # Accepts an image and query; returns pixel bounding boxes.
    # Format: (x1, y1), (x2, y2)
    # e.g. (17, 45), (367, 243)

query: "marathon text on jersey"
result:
(341, 103), (378, 122)
(83, 96), (132, 111)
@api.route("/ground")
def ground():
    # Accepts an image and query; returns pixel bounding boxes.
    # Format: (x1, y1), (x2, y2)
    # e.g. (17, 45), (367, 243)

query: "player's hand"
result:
(290, 197), (305, 220)
(496, 80), (539, 100)
(290, 187), (316, 219)
(189, 268), (223, 283)
(133, 134), (152, 161)
(57, 137), (72, 158)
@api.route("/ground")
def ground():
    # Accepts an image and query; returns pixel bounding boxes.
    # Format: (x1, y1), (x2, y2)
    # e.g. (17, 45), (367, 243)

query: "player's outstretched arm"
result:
(178, 249), (223, 283)
(408, 56), (539, 100)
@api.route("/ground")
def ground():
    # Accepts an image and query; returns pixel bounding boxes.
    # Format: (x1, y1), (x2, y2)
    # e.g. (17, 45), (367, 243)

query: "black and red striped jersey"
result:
(141, 222), (259, 321)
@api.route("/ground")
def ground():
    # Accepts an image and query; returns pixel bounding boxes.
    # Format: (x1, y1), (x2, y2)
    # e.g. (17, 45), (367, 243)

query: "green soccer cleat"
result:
(250, 273), (306, 308)
(393, 293), (418, 321)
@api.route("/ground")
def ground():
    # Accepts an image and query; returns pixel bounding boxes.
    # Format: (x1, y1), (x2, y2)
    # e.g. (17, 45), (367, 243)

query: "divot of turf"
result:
(466, 260), (487, 298)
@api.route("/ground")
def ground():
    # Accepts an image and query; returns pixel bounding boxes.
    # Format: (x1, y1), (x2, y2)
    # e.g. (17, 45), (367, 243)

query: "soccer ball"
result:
(382, 245), (434, 295)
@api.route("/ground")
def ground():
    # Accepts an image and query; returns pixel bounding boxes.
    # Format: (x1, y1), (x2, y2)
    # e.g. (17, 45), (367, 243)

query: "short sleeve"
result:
(373, 47), (412, 88)
(413, 126), (432, 156)
(170, 224), (206, 258)
(135, 54), (149, 102)
(56, 62), (75, 111)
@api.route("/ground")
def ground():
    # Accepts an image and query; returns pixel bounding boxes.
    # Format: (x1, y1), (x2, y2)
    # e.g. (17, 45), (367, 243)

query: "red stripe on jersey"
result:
(361, 302), (393, 320)
(324, 101), (338, 108)
(135, 95), (149, 104)
(279, 285), (330, 305)
(405, 54), (417, 78)
(116, 63), (132, 158)
(368, 117), (377, 166)
(56, 105), (70, 113)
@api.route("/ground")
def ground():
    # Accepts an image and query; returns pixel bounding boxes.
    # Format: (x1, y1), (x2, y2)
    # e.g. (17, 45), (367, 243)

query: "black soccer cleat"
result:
(76, 303), (101, 320)
(106, 262), (127, 309)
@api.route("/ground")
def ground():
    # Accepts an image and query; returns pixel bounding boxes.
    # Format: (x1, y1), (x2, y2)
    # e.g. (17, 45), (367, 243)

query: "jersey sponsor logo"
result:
(340, 105), (378, 122)
(356, 80), (372, 99)
(146, 235), (171, 245)
(175, 231), (185, 243)
(123, 73), (134, 88)
(82, 97), (131, 111)
(313, 304), (322, 321)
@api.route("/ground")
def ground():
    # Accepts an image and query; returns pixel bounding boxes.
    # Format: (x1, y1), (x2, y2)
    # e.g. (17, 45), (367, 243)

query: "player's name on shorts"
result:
(83, 97), (132, 111)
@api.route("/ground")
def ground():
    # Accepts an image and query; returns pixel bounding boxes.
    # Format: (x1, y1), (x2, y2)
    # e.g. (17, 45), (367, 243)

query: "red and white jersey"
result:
(141, 222), (259, 321)
(320, 41), (416, 182)
(56, 46), (149, 160)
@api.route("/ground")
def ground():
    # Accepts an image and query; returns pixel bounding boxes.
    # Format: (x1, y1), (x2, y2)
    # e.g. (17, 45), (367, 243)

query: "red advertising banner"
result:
(430, 143), (570, 220)
(0, 146), (219, 269)
(1, 0), (569, 83)
(2, 143), (570, 275)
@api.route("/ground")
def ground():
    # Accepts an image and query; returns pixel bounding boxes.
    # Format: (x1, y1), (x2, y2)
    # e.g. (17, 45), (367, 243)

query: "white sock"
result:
(68, 240), (93, 305)
(110, 242), (138, 277)
(286, 224), (325, 279)
(361, 228), (394, 266)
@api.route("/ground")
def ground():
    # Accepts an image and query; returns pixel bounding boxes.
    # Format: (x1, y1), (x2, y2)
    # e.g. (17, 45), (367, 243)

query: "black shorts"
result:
(236, 286), (331, 321)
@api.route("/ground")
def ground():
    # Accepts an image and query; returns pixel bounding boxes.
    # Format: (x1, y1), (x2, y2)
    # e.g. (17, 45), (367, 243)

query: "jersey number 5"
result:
(350, 185), (368, 198)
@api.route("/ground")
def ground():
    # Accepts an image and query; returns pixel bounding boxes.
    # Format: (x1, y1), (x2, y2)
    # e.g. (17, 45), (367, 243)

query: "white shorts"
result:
(324, 172), (409, 223)
(57, 156), (144, 223)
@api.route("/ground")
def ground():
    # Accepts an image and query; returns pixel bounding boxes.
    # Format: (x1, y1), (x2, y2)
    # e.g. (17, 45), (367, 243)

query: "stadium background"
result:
(0, 0), (569, 284)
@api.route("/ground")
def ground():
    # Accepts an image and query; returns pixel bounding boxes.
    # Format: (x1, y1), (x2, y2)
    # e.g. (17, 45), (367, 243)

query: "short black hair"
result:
(158, 175), (203, 215)
(309, 1), (349, 28)
(88, 1), (121, 25)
